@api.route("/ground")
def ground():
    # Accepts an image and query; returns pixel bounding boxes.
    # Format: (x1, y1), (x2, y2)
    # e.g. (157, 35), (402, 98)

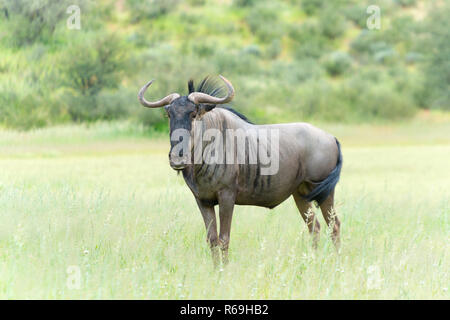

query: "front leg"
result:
(196, 198), (220, 267)
(218, 189), (236, 265)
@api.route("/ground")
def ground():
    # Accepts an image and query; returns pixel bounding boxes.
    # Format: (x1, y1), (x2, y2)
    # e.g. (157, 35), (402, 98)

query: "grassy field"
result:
(0, 115), (449, 299)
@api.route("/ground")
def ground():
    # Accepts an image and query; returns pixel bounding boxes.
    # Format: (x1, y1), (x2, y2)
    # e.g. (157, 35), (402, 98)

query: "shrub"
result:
(58, 33), (127, 121)
(319, 6), (347, 39)
(95, 87), (136, 120)
(2, 0), (86, 47)
(134, 105), (166, 128)
(267, 59), (324, 83)
(384, 16), (419, 52)
(291, 68), (418, 122)
(60, 33), (125, 96)
(188, 0), (206, 6)
(373, 47), (397, 64)
(291, 22), (330, 59)
(127, 32), (151, 48)
(233, 0), (259, 7)
(126, 0), (179, 22)
(357, 85), (416, 120)
(0, 82), (60, 129)
(301, 0), (323, 16)
(419, 2), (450, 110)
(214, 51), (259, 75)
(323, 51), (353, 76)
(350, 31), (400, 65)
(266, 39), (282, 59)
(58, 87), (134, 123)
(343, 3), (368, 28)
(241, 44), (262, 57)
(344, 69), (418, 120)
(405, 52), (423, 64)
(394, 0), (417, 7)
(350, 30), (377, 56)
(245, 4), (284, 42)
(293, 80), (354, 122)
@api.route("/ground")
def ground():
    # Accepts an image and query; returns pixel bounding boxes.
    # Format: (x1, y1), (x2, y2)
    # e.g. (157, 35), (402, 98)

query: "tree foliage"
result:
(0, 0), (446, 129)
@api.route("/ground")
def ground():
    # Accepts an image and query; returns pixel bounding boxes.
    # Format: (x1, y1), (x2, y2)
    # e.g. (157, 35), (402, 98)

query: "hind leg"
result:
(319, 189), (341, 249)
(218, 189), (235, 266)
(293, 192), (321, 248)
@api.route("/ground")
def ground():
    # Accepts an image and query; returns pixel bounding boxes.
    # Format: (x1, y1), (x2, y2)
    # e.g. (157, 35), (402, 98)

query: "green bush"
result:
(188, 0), (206, 6)
(323, 51), (353, 76)
(301, 0), (323, 16)
(266, 39), (282, 59)
(1, 0), (86, 47)
(358, 85), (416, 120)
(60, 33), (125, 96)
(291, 68), (418, 122)
(319, 6), (347, 39)
(419, 2), (450, 110)
(405, 52), (423, 65)
(241, 44), (262, 57)
(245, 4), (284, 42)
(61, 87), (135, 122)
(95, 87), (136, 121)
(350, 30), (376, 55)
(190, 42), (217, 58)
(126, 0), (179, 22)
(350, 31), (399, 65)
(343, 3), (368, 28)
(0, 81), (64, 129)
(384, 16), (419, 52)
(233, 0), (259, 7)
(127, 32), (151, 48)
(394, 0), (417, 7)
(58, 33), (127, 121)
(291, 22), (330, 59)
(134, 105), (166, 128)
(267, 59), (324, 83)
(214, 51), (259, 75)
(373, 47), (397, 64)
(345, 69), (418, 120)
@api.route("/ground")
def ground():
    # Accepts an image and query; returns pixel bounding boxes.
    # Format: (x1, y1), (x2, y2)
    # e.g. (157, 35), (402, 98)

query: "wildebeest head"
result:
(138, 75), (235, 170)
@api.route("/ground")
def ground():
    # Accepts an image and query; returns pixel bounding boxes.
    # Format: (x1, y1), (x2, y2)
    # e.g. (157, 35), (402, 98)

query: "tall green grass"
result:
(0, 120), (448, 299)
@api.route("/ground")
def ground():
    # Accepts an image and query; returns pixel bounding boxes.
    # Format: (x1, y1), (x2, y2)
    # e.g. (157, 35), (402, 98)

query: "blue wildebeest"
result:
(138, 76), (342, 266)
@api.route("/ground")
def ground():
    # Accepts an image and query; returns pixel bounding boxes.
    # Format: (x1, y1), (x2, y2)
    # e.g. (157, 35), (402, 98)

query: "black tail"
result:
(305, 138), (343, 205)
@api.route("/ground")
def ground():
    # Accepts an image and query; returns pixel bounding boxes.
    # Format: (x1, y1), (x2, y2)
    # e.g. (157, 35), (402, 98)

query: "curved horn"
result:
(138, 80), (180, 108)
(188, 75), (235, 105)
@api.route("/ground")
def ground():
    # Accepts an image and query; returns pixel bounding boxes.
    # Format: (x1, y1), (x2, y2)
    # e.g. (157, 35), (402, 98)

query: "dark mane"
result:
(188, 76), (253, 124)
(219, 105), (253, 124)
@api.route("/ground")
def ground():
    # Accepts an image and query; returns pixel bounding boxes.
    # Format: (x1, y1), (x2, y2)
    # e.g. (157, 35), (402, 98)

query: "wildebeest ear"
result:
(196, 104), (216, 117)
(204, 104), (216, 112)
